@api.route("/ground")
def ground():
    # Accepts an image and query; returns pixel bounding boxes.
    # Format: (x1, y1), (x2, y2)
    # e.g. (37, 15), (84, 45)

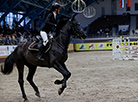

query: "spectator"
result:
(119, 29), (122, 36)
(132, 29), (135, 35)
(0, 26), (41, 45)
(5, 35), (11, 45)
(12, 34), (18, 45)
(32, 35), (36, 42)
(20, 34), (27, 43)
(0, 33), (5, 45)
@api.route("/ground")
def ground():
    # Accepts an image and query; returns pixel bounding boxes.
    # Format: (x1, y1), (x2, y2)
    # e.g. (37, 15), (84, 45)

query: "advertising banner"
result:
(75, 42), (113, 51)
(0, 45), (17, 57)
(75, 40), (138, 51)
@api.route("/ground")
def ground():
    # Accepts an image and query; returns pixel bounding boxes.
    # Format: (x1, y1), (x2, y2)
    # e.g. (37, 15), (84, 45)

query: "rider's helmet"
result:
(52, 3), (61, 11)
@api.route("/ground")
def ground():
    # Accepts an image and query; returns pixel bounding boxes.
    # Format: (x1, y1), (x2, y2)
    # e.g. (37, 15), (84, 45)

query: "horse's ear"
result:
(71, 13), (78, 21)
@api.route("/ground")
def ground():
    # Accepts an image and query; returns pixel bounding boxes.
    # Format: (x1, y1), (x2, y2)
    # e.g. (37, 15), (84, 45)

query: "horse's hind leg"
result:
(26, 64), (40, 98)
(16, 62), (27, 100)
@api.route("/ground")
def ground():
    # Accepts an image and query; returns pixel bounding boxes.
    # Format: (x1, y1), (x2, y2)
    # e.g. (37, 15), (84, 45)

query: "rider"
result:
(36, 3), (61, 61)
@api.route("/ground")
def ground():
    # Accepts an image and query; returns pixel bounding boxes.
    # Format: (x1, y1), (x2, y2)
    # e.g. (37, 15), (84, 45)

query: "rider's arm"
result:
(45, 13), (56, 26)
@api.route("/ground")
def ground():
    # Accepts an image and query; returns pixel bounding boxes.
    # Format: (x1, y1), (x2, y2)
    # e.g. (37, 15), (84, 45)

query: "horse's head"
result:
(68, 15), (86, 39)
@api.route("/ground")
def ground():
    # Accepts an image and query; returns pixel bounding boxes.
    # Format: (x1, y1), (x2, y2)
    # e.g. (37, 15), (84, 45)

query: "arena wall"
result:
(0, 44), (74, 62)
(1, 37), (138, 61)
(76, 0), (138, 28)
(76, 0), (112, 28)
(73, 37), (138, 51)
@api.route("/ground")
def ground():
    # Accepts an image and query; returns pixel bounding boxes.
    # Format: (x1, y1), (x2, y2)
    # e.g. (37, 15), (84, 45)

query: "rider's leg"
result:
(36, 31), (48, 61)
(36, 44), (45, 61)
(40, 31), (49, 46)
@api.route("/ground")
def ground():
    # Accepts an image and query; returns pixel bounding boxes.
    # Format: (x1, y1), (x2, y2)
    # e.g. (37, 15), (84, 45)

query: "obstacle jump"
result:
(113, 37), (138, 60)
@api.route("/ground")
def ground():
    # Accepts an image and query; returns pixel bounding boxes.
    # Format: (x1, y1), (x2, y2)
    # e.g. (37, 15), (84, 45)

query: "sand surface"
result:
(1, 51), (138, 102)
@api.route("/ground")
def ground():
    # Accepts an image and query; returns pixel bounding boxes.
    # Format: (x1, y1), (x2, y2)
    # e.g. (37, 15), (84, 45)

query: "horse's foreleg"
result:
(26, 65), (40, 98)
(16, 63), (27, 100)
(53, 62), (71, 95)
(54, 79), (63, 85)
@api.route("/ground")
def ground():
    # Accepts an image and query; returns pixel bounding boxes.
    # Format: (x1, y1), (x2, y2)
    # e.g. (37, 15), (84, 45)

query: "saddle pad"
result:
(28, 41), (51, 53)
(28, 41), (39, 51)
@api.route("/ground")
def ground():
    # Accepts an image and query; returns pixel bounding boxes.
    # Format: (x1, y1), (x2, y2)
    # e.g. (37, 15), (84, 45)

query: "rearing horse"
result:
(1, 16), (86, 101)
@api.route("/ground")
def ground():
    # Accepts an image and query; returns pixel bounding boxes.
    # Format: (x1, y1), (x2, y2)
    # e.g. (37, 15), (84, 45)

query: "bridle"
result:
(58, 19), (85, 40)
(70, 21), (84, 39)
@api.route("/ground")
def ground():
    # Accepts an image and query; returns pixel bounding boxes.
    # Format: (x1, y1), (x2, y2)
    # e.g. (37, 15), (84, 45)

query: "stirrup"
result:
(36, 56), (44, 61)
(36, 54), (44, 61)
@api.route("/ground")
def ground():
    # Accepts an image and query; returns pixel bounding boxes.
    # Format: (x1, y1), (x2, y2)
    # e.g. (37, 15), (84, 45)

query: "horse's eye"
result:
(77, 23), (80, 26)
(75, 22), (80, 26)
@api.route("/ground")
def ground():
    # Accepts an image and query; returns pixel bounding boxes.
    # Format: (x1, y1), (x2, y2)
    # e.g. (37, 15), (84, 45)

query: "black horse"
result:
(1, 16), (86, 101)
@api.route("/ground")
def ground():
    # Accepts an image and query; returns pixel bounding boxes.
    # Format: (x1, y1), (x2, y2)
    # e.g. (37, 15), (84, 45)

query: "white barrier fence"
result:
(0, 45), (17, 57)
(113, 37), (138, 60)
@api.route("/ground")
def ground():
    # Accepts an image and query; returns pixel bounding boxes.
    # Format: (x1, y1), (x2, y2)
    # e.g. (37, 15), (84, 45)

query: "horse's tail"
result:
(1, 52), (15, 75)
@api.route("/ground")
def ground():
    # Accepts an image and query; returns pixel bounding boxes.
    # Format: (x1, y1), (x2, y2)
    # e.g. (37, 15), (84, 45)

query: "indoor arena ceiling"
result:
(0, 0), (99, 17)
(0, 0), (99, 29)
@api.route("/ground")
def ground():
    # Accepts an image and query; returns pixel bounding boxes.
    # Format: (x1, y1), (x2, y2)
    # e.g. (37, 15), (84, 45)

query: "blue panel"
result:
(0, 0), (22, 22)
(0, 0), (9, 9)
(36, 18), (45, 30)
(86, 0), (95, 7)
(24, 0), (55, 30)
(63, 0), (96, 18)
(94, 0), (99, 4)
(17, 6), (36, 26)
(57, 3), (72, 18)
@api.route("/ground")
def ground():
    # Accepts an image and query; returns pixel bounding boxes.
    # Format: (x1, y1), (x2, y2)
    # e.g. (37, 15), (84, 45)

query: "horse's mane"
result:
(57, 17), (69, 30)
(55, 16), (69, 37)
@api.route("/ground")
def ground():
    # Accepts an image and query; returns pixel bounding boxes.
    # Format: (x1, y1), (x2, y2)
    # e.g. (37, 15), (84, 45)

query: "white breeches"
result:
(40, 31), (48, 46)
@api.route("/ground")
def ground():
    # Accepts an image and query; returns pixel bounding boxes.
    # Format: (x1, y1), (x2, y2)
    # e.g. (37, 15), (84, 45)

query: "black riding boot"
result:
(36, 44), (45, 61)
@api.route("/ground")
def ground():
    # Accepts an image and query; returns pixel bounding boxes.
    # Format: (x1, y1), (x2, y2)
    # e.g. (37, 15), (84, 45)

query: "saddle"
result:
(28, 39), (51, 53)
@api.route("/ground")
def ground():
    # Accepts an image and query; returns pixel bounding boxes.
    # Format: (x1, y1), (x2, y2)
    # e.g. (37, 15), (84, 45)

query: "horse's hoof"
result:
(24, 98), (28, 102)
(58, 88), (63, 95)
(35, 92), (41, 98)
(54, 80), (62, 85)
